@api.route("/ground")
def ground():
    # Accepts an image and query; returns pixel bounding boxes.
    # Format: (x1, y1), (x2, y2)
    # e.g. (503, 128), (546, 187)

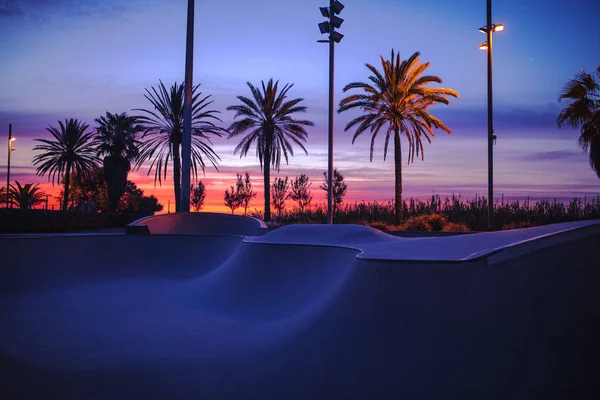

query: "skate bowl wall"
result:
(126, 212), (268, 236)
(0, 234), (244, 293)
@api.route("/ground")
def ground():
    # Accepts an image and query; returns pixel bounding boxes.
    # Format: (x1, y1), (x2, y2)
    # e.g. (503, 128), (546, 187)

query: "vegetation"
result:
(58, 169), (162, 215)
(119, 181), (163, 215)
(338, 50), (459, 225)
(319, 169), (347, 215)
(134, 80), (226, 212)
(224, 184), (242, 214)
(271, 176), (290, 218)
(557, 65), (600, 177)
(227, 79), (314, 221)
(33, 118), (98, 211)
(250, 195), (600, 231)
(14, 60), (599, 232)
(9, 182), (47, 210)
(191, 181), (207, 212)
(237, 172), (257, 216)
(94, 112), (143, 211)
(289, 174), (313, 212)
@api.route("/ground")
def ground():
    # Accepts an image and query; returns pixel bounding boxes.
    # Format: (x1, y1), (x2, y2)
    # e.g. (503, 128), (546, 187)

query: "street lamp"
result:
(180, 0), (195, 213)
(317, 0), (344, 224)
(6, 124), (16, 209)
(478, 0), (503, 231)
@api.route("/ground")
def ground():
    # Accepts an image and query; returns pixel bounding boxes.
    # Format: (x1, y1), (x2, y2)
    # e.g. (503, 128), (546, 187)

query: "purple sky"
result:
(1, 0), (599, 211)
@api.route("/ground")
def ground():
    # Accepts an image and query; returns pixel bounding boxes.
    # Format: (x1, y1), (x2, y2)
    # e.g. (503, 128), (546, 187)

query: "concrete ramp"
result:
(127, 212), (267, 236)
(1, 220), (599, 399)
(179, 243), (358, 321)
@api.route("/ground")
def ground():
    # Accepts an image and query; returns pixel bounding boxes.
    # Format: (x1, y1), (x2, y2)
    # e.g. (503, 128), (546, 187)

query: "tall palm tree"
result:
(227, 79), (314, 221)
(9, 181), (46, 210)
(94, 112), (143, 212)
(557, 66), (600, 177)
(33, 118), (98, 211)
(338, 50), (459, 224)
(134, 81), (225, 212)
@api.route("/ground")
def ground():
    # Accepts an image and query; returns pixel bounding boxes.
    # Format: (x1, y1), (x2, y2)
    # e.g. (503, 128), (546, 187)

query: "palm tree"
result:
(227, 79), (314, 221)
(33, 118), (98, 211)
(557, 66), (600, 177)
(9, 181), (46, 210)
(94, 112), (143, 212)
(338, 50), (459, 224)
(134, 81), (225, 212)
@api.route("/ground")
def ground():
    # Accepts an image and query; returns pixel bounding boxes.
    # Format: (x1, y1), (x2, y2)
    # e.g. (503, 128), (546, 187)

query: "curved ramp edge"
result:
(249, 220), (600, 264)
(127, 212), (267, 236)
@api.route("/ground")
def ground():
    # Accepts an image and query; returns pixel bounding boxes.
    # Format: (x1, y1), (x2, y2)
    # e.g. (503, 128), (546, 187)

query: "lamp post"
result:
(6, 124), (16, 209)
(478, 0), (503, 231)
(180, 0), (195, 213)
(318, 0), (344, 224)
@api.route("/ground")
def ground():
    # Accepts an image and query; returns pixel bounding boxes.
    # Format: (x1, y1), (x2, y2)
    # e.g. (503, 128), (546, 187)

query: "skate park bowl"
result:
(1, 215), (599, 399)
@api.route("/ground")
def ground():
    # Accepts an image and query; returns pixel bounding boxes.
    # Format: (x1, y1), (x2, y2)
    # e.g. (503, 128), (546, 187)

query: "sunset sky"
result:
(1, 0), (599, 213)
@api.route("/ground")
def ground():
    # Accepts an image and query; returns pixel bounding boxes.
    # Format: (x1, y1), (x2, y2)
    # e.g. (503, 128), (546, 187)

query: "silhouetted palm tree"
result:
(134, 81), (225, 212)
(33, 118), (98, 211)
(94, 112), (143, 212)
(9, 181), (46, 210)
(338, 50), (459, 224)
(227, 79), (313, 221)
(557, 66), (600, 177)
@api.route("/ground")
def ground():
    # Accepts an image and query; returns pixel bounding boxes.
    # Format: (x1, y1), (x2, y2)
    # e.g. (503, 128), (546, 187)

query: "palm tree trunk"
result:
(263, 132), (272, 221)
(63, 161), (72, 211)
(173, 141), (182, 213)
(394, 129), (403, 225)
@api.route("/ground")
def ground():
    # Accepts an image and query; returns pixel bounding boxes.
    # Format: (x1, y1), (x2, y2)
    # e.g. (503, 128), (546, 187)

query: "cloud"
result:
(511, 150), (585, 162)
(0, 0), (149, 21)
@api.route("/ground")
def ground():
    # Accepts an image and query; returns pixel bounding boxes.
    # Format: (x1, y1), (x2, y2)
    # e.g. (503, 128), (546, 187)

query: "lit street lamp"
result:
(6, 124), (16, 209)
(478, 0), (503, 231)
(318, 0), (344, 224)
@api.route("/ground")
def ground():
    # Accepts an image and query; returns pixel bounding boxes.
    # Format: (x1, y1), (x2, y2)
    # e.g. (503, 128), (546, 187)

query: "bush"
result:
(424, 213), (447, 231)
(501, 221), (534, 230)
(442, 222), (470, 232)
(402, 215), (432, 231)
(365, 221), (393, 231)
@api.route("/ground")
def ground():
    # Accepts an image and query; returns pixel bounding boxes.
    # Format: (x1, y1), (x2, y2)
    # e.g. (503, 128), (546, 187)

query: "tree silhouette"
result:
(320, 169), (347, 215)
(33, 118), (98, 211)
(94, 112), (142, 211)
(9, 182), (46, 210)
(338, 50), (459, 224)
(271, 176), (290, 219)
(224, 184), (242, 214)
(289, 174), (313, 213)
(237, 172), (257, 216)
(134, 81), (226, 212)
(191, 181), (207, 212)
(227, 79), (313, 221)
(557, 65), (600, 177)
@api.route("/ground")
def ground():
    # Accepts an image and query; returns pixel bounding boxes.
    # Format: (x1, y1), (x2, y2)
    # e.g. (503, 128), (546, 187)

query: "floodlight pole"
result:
(326, 0), (335, 225)
(180, 0), (194, 213)
(486, 0), (494, 231)
(6, 124), (12, 209)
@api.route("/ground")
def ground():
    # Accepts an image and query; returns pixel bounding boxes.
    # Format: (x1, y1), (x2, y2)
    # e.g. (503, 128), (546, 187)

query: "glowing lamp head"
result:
(493, 24), (504, 32)
(478, 42), (489, 50)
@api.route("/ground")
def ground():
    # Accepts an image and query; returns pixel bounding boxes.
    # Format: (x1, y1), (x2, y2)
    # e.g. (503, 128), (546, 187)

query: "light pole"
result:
(180, 0), (195, 213)
(318, 0), (344, 224)
(6, 124), (16, 209)
(478, 0), (503, 231)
